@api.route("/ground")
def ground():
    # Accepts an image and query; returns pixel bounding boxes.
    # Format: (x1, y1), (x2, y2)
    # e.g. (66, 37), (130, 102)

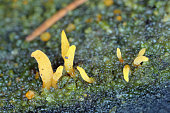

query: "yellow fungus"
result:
(116, 48), (124, 63)
(66, 23), (76, 32)
(77, 66), (94, 83)
(31, 50), (53, 90)
(137, 48), (146, 57)
(61, 30), (70, 59)
(123, 65), (130, 82)
(26, 90), (35, 99)
(133, 56), (149, 66)
(52, 66), (63, 89)
(116, 16), (122, 21)
(113, 9), (121, 14)
(104, 0), (114, 7)
(35, 71), (39, 79)
(40, 32), (51, 42)
(86, 18), (93, 23)
(64, 45), (76, 77)
(96, 14), (102, 22)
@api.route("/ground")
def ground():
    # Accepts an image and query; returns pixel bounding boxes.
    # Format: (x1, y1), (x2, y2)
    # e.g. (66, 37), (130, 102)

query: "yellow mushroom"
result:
(40, 32), (51, 42)
(52, 66), (63, 89)
(137, 48), (146, 57)
(113, 9), (121, 14)
(123, 65), (130, 82)
(116, 16), (122, 21)
(77, 66), (94, 83)
(31, 50), (53, 90)
(64, 45), (76, 77)
(133, 56), (149, 66)
(61, 30), (70, 59)
(117, 48), (124, 63)
(26, 90), (35, 99)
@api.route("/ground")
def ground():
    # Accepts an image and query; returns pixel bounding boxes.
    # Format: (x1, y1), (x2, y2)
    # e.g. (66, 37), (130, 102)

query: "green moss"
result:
(0, 0), (169, 112)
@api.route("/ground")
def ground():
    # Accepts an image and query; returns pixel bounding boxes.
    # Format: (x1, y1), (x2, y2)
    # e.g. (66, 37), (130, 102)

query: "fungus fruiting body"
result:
(26, 90), (35, 99)
(116, 48), (149, 82)
(123, 65), (130, 82)
(61, 30), (70, 59)
(116, 16), (122, 21)
(113, 9), (121, 14)
(31, 50), (53, 90)
(64, 45), (76, 77)
(52, 66), (63, 89)
(40, 32), (51, 42)
(137, 48), (146, 57)
(104, 0), (114, 7)
(116, 48), (124, 63)
(77, 66), (94, 83)
(133, 56), (149, 66)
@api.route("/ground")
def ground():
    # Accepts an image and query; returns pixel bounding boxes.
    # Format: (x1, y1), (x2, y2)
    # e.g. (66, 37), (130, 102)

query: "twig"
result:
(26, 0), (87, 41)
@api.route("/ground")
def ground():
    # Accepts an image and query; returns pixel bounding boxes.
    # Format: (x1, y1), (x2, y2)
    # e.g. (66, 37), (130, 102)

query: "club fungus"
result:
(64, 45), (76, 77)
(31, 50), (53, 90)
(137, 48), (146, 57)
(116, 48), (124, 63)
(123, 65), (130, 82)
(52, 66), (63, 89)
(77, 66), (94, 83)
(133, 56), (149, 66)
(26, 90), (35, 99)
(61, 30), (70, 59)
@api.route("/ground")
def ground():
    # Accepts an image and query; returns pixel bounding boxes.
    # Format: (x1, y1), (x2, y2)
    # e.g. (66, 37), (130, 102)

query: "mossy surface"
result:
(0, 0), (169, 112)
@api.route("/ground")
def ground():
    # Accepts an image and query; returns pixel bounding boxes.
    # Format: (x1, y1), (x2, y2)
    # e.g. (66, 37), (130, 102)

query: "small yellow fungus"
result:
(40, 32), (51, 42)
(31, 50), (53, 90)
(64, 45), (76, 77)
(96, 14), (102, 22)
(77, 66), (94, 83)
(66, 23), (76, 32)
(52, 66), (63, 89)
(133, 56), (149, 66)
(104, 0), (114, 7)
(123, 65), (130, 82)
(113, 9), (121, 14)
(86, 18), (93, 23)
(116, 16), (122, 21)
(26, 90), (35, 99)
(35, 71), (39, 79)
(137, 48), (146, 57)
(116, 48), (124, 63)
(61, 30), (70, 59)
